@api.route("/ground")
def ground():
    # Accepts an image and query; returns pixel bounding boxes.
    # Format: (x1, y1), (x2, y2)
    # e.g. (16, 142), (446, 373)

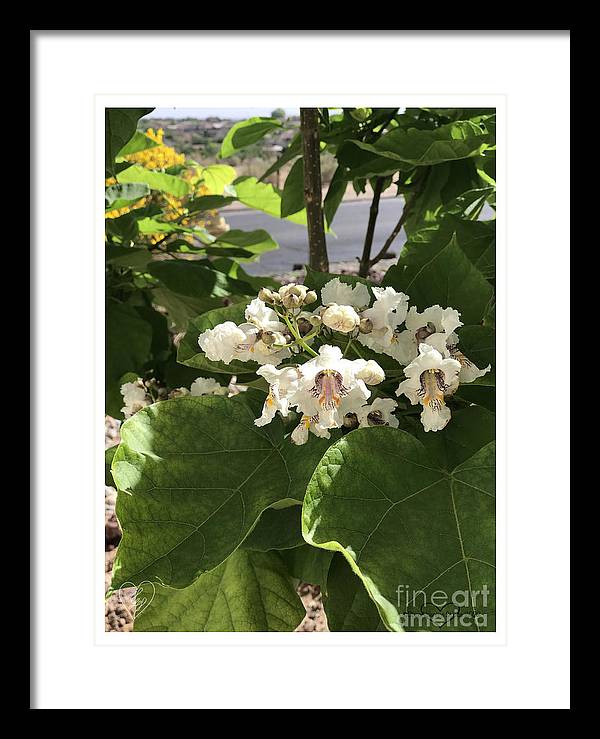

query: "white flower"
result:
(198, 321), (248, 364)
(356, 286), (410, 360)
(254, 365), (301, 427)
(244, 298), (285, 332)
(190, 377), (228, 396)
(289, 344), (374, 429)
(356, 359), (386, 385)
(446, 342), (492, 384)
(396, 343), (461, 432)
(198, 320), (290, 367)
(120, 380), (150, 419)
(321, 303), (361, 334)
(394, 305), (463, 365)
(357, 397), (399, 428)
(169, 387), (190, 399)
(290, 414), (331, 445)
(321, 277), (371, 310)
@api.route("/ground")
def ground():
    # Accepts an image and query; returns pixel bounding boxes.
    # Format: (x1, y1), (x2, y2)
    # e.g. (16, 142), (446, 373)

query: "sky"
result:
(142, 107), (300, 120)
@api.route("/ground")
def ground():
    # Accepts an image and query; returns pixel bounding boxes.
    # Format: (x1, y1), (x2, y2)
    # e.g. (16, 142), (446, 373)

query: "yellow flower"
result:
(124, 127), (185, 170)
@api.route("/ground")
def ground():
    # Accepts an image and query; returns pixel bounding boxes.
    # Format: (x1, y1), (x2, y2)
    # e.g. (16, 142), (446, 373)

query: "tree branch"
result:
(368, 197), (413, 268)
(300, 108), (329, 272)
(368, 168), (430, 269)
(358, 177), (384, 277)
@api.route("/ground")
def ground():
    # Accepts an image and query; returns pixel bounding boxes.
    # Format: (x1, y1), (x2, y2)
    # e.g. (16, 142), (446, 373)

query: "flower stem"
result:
(281, 312), (319, 357)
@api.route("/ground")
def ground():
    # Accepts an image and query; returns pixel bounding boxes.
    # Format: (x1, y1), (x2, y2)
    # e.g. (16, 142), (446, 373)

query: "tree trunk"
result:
(300, 108), (329, 272)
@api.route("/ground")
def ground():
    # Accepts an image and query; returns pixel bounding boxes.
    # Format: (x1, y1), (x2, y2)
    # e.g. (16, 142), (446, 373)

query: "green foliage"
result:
(104, 109), (287, 409)
(325, 555), (386, 631)
(280, 157), (305, 217)
(241, 505), (305, 552)
(117, 166), (191, 197)
(383, 228), (493, 325)
(110, 392), (336, 590)
(219, 117), (283, 159)
(106, 107), (497, 633)
(105, 108), (154, 176)
(303, 408), (495, 632)
(105, 302), (153, 418)
(134, 549), (304, 632)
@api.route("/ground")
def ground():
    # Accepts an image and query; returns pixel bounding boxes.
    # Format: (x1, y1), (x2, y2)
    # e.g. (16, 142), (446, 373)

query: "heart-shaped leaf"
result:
(383, 228), (493, 325)
(134, 549), (304, 632)
(302, 406), (496, 632)
(110, 392), (336, 590)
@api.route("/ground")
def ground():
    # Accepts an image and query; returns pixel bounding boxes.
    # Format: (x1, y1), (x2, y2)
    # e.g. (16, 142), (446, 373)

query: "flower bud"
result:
(278, 283), (296, 299)
(357, 360), (385, 385)
(321, 304), (360, 334)
(309, 314), (322, 327)
(260, 330), (277, 346)
(290, 285), (309, 299)
(367, 410), (388, 427)
(297, 317), (312, 336)
(303, 290), (318, 305)
(282, 293), (303, 309)
(258, 288), (275, 303)
(343, 412), (359, 429)
(359, 317), (373, 334)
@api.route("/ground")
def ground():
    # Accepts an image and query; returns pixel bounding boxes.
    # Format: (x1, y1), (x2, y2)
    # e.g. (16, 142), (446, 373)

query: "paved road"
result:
(225, 197), (407, 275)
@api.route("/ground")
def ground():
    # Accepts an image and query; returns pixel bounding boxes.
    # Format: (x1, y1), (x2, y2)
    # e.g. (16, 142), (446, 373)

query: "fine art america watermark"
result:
(396, 584), (492, 630)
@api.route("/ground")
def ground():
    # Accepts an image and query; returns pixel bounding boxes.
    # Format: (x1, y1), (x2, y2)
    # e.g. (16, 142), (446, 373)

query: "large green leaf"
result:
(105, 244), (151, 270)
(134, 549), (304, 632)
(105, 182), (150, 209)
(405, 160), (481, 234)
(111, 392), (336, 590)
(136, 218), (215, 245)
(280, 546), (334, 590)
(302, 407), (496, 632)
(187, 195), (236, 214)
(242, 505), (305, 552)
(105, 108), (154, 176)
(147, 260), (251, 301)
(198, 164), (236, 195)
(105, 446), (117, 487)
(105, 212), (139, 243)
(347, 120), (492, 167)
(117, 165), (191, 197)
(383, 228), (493, 325)
(213, 229), (279, 262)
(106, 301), (153, 417)
(280, 157), (305, 217)
(457, 325), (495, 372)
(325, 554), (386, 631)
(232, 177), (308, 226)
(152, 289), (231, 333)
(116, 130), (160, 158)
(323, 166), (348, 227)
(219, 117), (282, 159)
(446, 216), (496, 280)
(260, 133), (302, 180)
(452, 325), (496, 411)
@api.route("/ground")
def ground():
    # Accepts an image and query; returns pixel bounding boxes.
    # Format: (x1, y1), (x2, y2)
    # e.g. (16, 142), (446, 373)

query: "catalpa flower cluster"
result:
(197, 278), (490, 442)
(120, 376), (242, 419)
